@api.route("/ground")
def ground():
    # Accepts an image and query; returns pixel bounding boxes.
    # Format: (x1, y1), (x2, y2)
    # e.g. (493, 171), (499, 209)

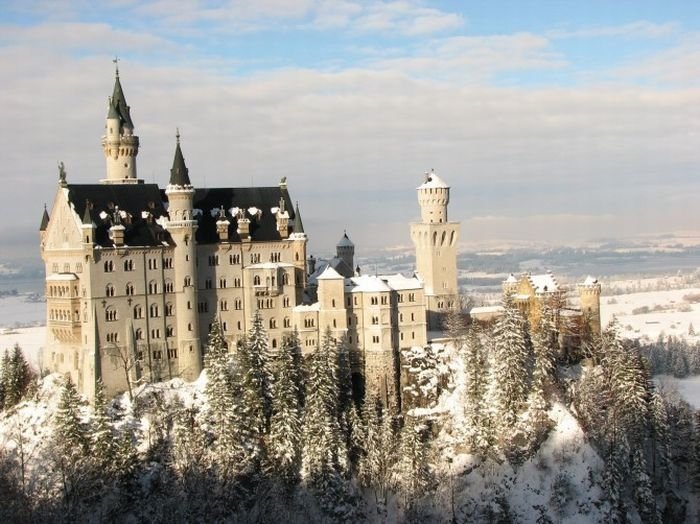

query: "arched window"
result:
(150, 304), (159, 317)
(254, 275), (261, 286)
(104, 260), (114, 272)
(184, 276), (192, 287)
(272, 339), (277, 349)
(105, 284), (115, 297)
(135, 328), (144, 340)
(148, 280), (158, 294)
(105, 307), (117, 322)
(164, 280), (174, 293)
(125, 282), (134, 296)
(270, 318), (277, 329)
(133, 305), (143, 319)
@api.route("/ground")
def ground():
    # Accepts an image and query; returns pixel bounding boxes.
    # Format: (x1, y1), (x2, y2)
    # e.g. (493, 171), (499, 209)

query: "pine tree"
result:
(301, 333), (348, 513)
(491, 294), (531, 432)
(203, 321), (244, 475)
(0, 350), (9, 410)
(395, 416), (431, 512)
(267, 332), (302, 484)
(237, 311), (274, 437)
(55, 375), (88, 453)
(632, 446), (658, 523)
(650, 391), (671, 493)
(91, 380), (117, 474)
(462, 324), (490, 453)
(8, 345), (32, 406)
(602, 430), (629, 524)
(692, 410), (700, 494)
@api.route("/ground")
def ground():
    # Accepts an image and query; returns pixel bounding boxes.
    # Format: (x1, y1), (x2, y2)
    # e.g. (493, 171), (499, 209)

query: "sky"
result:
(2, 0), (700, 260)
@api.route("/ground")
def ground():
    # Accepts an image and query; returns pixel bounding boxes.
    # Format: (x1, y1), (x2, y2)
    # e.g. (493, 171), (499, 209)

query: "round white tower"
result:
(410, 169), (460, 331)
(101, 65), (140, 184)
(417, 169), (450, 223)
(164, 132), (201, 380)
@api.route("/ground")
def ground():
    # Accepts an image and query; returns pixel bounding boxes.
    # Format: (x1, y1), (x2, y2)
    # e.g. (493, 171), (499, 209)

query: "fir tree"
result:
(395, 416), (431, 512)
(632, 447), (658, 524)
(203, 321), (244, 475)
(238, 311), (274, 437)
(462, 324), (490, 453)
(55, 376), (88, 453)
(267, 332), (302, 484)
(301, 333), (348, 513)
(491, 294), (531, 432)
(91, 380), (117, 474)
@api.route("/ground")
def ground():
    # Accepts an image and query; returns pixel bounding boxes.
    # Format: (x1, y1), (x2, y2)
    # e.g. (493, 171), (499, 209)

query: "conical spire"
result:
(293, 201), (304, 234)
(169, 130), (191, 186)
(82, 200), (93, 225)
(39, 205), (49, 231)
(107, 66), (134, 129)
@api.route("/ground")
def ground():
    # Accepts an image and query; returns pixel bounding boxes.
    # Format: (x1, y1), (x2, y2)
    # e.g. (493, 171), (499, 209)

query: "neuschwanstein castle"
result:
(39, 69), (600, 409)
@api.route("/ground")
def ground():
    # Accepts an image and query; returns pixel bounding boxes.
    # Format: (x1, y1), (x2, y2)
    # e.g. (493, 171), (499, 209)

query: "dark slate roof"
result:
(108, 75), (134, 129)
(66, 184), (170, 247)
(169, 139), (191, 186)
(39, 206), (49, 231)
(162, 185), (300, 244)
(293, 202), (304, 234)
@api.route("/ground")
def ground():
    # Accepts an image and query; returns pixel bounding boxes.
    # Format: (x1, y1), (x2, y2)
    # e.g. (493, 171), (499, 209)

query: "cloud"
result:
(367, 33), (566, 81)
(612, 33), (700, 86)
(548, 21), (679, 40)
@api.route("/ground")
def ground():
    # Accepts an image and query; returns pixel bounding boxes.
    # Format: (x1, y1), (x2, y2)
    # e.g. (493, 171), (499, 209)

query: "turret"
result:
(290, 202), (308, 293)
(410, 169), (460, 330)
(39, 204), (49, 250)
(577, 276), (601, 336)
(101, 63), (141, 184)
(336, 231), (355, 271)
(417, 169), (449, 223)
(164, 132), (201, 380)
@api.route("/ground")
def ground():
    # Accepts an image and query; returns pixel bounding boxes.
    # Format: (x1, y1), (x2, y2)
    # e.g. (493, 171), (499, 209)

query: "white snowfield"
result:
(0, 326), (44, 369)
(655, 375), (700, 409)
(601, 286), (700, 343)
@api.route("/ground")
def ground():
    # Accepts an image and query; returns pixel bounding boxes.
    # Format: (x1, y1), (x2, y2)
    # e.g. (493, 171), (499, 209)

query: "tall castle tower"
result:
(577, 276), (602, 336)
(410, 170), (460, 331)
(164, 133), (202, 379)
(101, 65), (140, 184)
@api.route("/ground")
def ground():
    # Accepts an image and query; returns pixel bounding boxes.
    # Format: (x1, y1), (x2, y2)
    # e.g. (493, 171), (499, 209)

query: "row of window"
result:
(51, 262), (82, 274)
(47, 284), (78, 298)
(104, 257), (173, 273)
(207, 252), (281, 266)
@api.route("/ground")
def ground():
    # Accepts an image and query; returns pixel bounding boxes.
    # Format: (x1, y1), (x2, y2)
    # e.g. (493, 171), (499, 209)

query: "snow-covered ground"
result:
(0, 326), (45, 370)
(655, 375), (700, 409)
(0, 293), (45, 329)
(601, 286), (700, 343)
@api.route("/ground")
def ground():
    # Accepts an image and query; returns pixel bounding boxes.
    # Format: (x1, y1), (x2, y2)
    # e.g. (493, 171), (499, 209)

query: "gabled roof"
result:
(67, 184), (170, 247)
(317, 266), (344, 280)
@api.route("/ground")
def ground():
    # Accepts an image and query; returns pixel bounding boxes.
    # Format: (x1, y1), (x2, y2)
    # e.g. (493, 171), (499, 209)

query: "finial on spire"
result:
(113, 56), (120, 78)
(176, 127), (180, 145)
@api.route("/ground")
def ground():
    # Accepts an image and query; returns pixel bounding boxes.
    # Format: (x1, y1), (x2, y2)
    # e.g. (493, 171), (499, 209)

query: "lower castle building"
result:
(40, 69), (461, 408)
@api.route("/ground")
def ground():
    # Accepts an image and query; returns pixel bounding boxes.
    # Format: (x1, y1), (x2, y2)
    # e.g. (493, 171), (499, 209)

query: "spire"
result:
(39, 205), (49, 231)
(82, 200), (93, 225)
(293, 201), (304, 234)
(169, 130), (191, 186)
(108, 61), (134, 129)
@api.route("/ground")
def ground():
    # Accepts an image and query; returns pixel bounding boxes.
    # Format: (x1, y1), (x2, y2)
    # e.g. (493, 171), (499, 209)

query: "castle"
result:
(39, 69), (461, 408)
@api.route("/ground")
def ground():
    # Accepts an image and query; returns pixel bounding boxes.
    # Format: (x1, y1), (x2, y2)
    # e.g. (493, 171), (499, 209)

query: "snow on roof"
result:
(582, 275), (599, 286)
(529, 272), (559, 294)
(316, 266), (344, 280)
(46, 273), (78, 281)
(381, 273), (422, 291)
(293, 303), (320, 312)
(470, 305), (504, 314)
(348, 274), (392, 293)
(417, 171), (449, 190)
(504, 273), (518, 284)
(246, 262), (294, 269)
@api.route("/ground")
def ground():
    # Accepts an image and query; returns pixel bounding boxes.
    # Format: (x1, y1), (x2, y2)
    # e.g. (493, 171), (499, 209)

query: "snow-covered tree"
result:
(394, 416), (431, 512)
(203, 320), (244, 475)
(91, 380), (118, 474)
(238, 311), (274, 436)
(490, 294), (532, 433)
(267, 332), (302, 484)
(301, 332), (351, 516)
(462, 324), (491, 454)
